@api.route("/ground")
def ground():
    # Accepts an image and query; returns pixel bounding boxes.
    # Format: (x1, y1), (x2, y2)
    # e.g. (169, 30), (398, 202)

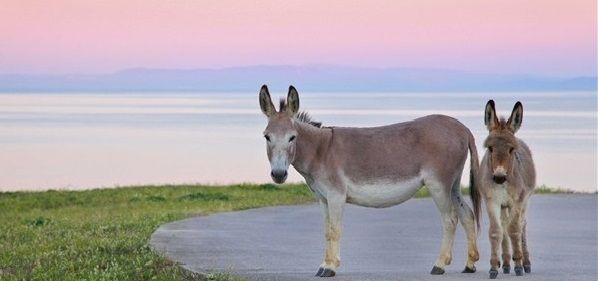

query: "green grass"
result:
(534, 184), (590, 194)
(0, 183), (580, 281)
(0, 183), (314, 281)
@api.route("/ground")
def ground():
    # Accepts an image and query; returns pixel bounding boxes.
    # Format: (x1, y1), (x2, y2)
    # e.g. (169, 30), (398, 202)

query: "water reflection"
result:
(0, 92), (595, 192)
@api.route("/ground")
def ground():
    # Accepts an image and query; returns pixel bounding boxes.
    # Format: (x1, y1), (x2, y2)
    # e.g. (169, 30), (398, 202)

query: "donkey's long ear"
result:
(484, 100), (498, 131)
(507, 101), (523, 133)
(286, 85), (300, 116)
(259, 85), (276, 117)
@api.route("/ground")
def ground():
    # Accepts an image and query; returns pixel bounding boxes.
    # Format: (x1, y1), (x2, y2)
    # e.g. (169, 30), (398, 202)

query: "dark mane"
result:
(279, 99), (322, 128)
(296, 111), (322, 128)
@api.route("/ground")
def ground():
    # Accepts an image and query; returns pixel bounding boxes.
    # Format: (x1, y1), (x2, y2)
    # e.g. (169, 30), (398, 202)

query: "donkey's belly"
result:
(345, 176), (424, 208)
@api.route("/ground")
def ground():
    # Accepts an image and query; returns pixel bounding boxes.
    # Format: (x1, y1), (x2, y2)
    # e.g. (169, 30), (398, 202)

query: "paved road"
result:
(150, 195), (597, 281)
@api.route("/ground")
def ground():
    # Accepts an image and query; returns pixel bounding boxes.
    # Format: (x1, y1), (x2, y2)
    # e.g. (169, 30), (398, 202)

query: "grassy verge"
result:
(534, 184), (587, 194)
(0, 183), (315, 281)
(0, 183), (580, 281)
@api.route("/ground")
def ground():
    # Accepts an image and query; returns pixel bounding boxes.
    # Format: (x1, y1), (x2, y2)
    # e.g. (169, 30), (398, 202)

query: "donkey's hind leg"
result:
(451, 180), (479, 273)
(428, 180), (458, 275)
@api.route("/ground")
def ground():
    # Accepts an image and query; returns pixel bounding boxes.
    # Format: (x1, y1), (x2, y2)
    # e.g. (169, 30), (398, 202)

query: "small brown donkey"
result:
(259, 85), (482, 277)
(481, 100), (536, 279)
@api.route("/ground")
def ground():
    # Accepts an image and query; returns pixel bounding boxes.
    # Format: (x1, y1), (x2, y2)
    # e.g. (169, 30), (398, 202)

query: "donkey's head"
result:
(483, 100), (523, 185)
(259, 85), (300, 184)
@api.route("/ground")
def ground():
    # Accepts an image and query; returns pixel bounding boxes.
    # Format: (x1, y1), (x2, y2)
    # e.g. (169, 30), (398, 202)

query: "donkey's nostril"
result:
(493, 175), (507, 184)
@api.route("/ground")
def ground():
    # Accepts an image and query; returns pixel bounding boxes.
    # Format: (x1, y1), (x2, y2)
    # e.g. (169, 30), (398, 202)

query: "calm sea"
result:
(0, 92), (595, 192)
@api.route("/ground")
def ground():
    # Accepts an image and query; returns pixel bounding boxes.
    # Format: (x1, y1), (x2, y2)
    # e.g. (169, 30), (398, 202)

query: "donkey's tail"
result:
(467, 131), (481, 232)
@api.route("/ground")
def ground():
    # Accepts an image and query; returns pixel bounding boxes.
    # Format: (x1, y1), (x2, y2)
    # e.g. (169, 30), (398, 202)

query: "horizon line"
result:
(1, 64), (596, 79)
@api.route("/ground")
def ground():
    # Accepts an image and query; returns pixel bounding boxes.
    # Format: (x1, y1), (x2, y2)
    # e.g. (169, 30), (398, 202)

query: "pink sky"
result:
(0, 0), (595, 76)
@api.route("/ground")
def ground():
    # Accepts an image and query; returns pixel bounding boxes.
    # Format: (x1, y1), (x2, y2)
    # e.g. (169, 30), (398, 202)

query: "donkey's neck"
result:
(292, 122), (332, 176)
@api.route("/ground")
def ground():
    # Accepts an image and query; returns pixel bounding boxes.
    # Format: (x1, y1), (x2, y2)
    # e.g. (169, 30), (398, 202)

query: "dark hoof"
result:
(430, 266), (445, 275)
(503, 265), (510, 274)
(315, 267), (324, 277)
(489, 269), (499, 279)
(514, 266), (524, 276)
(524, 265), (531, 273)
(319, 268), (336, 277)
(462, 266), (476, 273)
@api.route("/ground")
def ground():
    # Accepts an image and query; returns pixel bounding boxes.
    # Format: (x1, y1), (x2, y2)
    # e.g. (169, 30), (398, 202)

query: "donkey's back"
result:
(330, 114), (475, 185)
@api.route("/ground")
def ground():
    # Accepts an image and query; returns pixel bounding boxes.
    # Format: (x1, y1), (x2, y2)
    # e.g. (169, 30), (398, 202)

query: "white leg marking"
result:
(428, 179), (457, 269)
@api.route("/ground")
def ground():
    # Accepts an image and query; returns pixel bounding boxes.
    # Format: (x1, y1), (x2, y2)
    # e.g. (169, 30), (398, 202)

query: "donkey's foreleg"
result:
(500, 207), (512, 274)
(486, 200), (503, 279)
(508, 207), (525, 276)
(316, 194), (345, 277)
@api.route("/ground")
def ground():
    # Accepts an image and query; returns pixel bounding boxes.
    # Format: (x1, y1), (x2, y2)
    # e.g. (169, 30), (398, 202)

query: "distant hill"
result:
(0, 65), (595, 92)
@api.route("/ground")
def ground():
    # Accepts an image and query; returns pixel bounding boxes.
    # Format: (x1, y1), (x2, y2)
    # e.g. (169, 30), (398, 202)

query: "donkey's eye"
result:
(488, 146), (493, 153)
(509, 147), (514, 153)
(289, 135), (296, 142)
(264, 135), (271, 142)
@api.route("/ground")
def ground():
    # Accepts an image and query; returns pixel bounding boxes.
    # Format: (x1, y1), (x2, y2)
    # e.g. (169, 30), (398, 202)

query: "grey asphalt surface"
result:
(150, 194), (597, 281)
